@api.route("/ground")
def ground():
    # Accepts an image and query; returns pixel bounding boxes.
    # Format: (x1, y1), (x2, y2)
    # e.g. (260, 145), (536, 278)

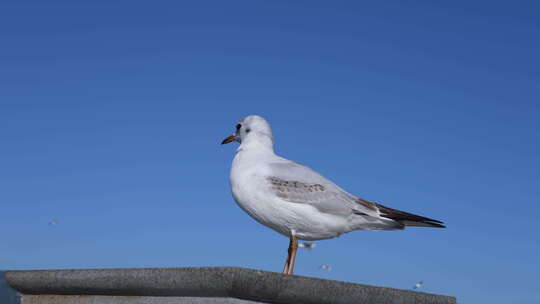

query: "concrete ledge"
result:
(19, 295), (262, 304)
(6, 267), (456, 304)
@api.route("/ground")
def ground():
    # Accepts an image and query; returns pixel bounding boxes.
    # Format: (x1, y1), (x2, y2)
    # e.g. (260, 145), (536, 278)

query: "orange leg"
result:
(283, 249), (290, 274)
(282, 234), (298, 275)
(288, 234), (298, 274)
(283, 237), (291, 274)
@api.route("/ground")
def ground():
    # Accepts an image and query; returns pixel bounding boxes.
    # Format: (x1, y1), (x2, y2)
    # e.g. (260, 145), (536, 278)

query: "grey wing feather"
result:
(266, 160), (446, 229)
(266, 161), (378, 216)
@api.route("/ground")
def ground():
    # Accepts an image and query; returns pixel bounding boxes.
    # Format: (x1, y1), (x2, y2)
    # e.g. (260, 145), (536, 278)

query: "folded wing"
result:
(266, 160), (445, 229)
(266, 161), (380, 217)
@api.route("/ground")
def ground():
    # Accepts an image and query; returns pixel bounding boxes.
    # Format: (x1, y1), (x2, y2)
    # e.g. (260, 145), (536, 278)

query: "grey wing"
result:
(266, 160), (379, 217)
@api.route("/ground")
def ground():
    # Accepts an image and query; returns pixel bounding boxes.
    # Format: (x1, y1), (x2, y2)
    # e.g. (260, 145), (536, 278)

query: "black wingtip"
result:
(399, 219), (446, 228)
(425, 222), (446, 228)
(375, 202), (446, 229)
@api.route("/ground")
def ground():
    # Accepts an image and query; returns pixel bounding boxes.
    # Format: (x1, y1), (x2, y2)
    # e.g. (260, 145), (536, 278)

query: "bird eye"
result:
(236, 124), (242, 130)
(246, 128), (251, 133)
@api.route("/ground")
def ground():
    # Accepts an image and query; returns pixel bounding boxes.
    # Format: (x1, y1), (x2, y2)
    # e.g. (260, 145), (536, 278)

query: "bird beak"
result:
(221, 134), (238, 145)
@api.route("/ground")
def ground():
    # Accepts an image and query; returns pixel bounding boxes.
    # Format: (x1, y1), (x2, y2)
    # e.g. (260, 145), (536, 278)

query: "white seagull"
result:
(222, 115), (445, 275)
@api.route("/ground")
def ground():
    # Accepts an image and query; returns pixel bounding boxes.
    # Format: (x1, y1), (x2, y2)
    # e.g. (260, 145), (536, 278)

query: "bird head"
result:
(221, 115), (273, 146)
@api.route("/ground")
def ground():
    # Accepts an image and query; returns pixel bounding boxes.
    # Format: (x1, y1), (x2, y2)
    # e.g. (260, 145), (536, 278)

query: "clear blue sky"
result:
(1, 1), (539, 303)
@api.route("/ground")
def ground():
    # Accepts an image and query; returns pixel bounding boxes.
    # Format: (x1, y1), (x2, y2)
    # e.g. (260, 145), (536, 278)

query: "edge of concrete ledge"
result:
(6, 267), (456, 304)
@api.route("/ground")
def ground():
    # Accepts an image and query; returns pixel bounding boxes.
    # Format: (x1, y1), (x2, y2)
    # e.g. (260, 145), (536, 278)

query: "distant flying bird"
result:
(48, 220), (59, 226)
(222, 115), (445, 275)
(319, 264), (332, 271)
(413, 281), (424, 290)
(298, 242), (316, 250)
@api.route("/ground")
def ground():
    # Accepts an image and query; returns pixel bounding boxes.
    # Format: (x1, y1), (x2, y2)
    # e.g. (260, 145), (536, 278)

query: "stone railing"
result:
(6, 267), (456, 304)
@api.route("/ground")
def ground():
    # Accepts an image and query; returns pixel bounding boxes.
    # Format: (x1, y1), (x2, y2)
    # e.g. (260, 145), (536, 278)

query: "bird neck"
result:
(236, 134), (275, 156)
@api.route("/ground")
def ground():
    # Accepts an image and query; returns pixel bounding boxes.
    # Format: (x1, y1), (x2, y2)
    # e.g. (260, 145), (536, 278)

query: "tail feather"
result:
(375, 202), (446, 228)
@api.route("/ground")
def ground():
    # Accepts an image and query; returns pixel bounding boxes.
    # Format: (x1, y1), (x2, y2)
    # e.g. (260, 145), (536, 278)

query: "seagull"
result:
(222, 115), (445, 275)
(319, 264), (333, 271)
(298, 242), (316, 250)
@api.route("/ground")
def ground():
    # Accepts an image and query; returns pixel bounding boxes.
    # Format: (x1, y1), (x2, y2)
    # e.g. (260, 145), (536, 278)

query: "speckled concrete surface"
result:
(7, 267), (456, 304)
(21, 295), (262, 304)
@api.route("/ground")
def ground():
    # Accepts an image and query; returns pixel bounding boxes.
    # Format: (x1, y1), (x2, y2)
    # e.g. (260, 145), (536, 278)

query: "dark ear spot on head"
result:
(246, 128), (251, 133)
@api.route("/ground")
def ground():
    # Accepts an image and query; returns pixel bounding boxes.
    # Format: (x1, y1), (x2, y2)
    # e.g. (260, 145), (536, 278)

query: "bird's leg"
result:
(283, 234), (297, 274)
(287, 234), (298, 275)
(283, 237), (292, 274)
(282, 233), (298, 275)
